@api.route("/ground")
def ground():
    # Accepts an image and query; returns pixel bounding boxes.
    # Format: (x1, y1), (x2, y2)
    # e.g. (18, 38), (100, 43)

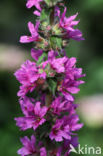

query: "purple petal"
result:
(20, 36), (36, 43)
(67, 87), (80, 94)
(17, 147), (30, 156)
(28, 22), (35, 35)
(33, 10), (41, 16)
(40, 147), (47, 156)
(31, 48), (43, 61)
(34, 102), (41, 115)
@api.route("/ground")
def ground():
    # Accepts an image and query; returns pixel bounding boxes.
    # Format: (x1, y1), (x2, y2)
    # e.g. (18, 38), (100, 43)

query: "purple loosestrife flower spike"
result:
(15, 0), (85, 155)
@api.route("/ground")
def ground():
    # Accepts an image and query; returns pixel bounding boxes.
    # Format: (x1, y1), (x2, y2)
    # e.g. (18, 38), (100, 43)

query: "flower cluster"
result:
(15, 0), (85, 155)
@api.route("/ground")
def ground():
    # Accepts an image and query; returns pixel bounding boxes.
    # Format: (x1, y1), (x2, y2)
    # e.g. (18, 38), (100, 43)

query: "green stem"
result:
(50, 7), (55, 26)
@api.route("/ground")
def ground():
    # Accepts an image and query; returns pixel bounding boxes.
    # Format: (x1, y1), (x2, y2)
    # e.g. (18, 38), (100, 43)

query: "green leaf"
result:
(44, 0), (51, 6)
(55, 38), (62, 49)
(40, 9), (49, 21)
(47, 79), (57, 96)
(37, 53), (47, 65)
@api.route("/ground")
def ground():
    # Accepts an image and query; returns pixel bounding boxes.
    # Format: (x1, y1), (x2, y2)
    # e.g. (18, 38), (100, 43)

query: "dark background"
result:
(0, 0), (103, 155)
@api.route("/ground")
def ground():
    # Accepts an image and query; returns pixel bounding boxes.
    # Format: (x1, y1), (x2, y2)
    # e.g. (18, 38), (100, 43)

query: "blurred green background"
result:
(0, 0), (103, 155)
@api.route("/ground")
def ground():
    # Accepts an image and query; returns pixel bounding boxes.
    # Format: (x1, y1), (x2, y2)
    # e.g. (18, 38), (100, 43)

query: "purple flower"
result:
(26, 0), (43, 11)
(15, 98), (48, 131)
(51, 96), (75, 115)
(18, 135), (47, 156)
(18, 135), (37, 156)
(49, 119), (70, 142)
(59, 78), (81, 101)
(31, 48), (43, 61)
(41, 56), (68, 75)
(15, 56), (84, 98)
(48, 50), (58, 60)
(33, 10), (41, 16)
(49, 114), (83, 142)
(14, 60), (38, 85)
(50, 56), (68, 73)
(14, 60), (46, 97)
(15, 0), (85, 155)
(63, 114), (83, 132)
(19, 97), (35, 116)
(58, 7), (84, 41)
(66, 29), (84, 41)
(57, 57), (85, 101)
(65, 57), (85, 80)
(40, 147), (47, 156)
(20, 21), (40, 43)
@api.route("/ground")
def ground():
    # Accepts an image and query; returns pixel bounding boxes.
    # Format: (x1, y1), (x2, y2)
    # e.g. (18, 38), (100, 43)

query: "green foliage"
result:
(50, 36), (62, 49)
(40, 9), (49, 22)
(44, 0), (51, 6)
(44, 0), (62, 7)
(37, 53), (47, 65)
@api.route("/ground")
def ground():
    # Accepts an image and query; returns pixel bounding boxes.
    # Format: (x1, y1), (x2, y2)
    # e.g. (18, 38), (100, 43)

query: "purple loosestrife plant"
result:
(14, 0), (85, 155)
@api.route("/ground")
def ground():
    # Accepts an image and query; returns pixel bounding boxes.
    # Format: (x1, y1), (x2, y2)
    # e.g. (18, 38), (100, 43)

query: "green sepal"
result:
(44, 0), (51, 6)
(50, 36), (62, 49)
(37, 53), (47, 65)
(40, 9), (49, 22)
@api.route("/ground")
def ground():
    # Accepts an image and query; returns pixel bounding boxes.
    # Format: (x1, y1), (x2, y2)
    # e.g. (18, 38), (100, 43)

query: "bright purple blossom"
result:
(14, 60), (38, 85)
(33, 10), (41, 16)
(20, 21), (40, 43)
(17, 135), (37, 156)
(15, 0), (85, 155)
(58, 78), (82, 101)
(51, 96), (76, 115)
(50, 56), (68, 73)
(49, 119), (70, 142)
(41, 56), (68, 74)
(14, 60), (46, 97)
(31, 48), (43, 61)
(40, 147), (47, 156)
(57, 57), (85, 101)
(65, 57), (85, 80)
(62, 114), (83, 132)
(58, 7), (84, 41)
(15, 98), (48, 130)
(49, 114), (83, 142)
(48, 50), (58, 60)
(18, 135), (47, 156)
(26, 0), (43, 16)
(26, 0), (43, 11)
